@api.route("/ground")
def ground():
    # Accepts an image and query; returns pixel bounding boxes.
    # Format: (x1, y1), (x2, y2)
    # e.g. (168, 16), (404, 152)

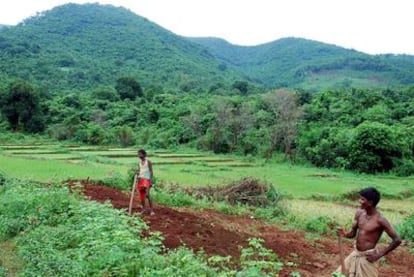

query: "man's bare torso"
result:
(356, 209), (384, 251)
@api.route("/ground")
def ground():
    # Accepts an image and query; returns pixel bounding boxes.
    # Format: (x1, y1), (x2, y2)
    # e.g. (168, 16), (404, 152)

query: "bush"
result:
(0, 266), (7, 277)
(0, 181), (74, 239)
(348, 122), (402, 173)
(0, 181), (221, 275)
(115, 126), (136, 147)
(0, 171), (6, 186)
(304, 216), (337, 235)
(394, 159), (414, 177)
(397, 213), (414, 251)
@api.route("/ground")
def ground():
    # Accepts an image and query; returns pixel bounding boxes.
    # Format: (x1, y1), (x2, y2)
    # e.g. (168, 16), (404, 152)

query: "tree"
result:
(116, 126), (136, 147)
(0, 80), (45, 132)
(115, 77), (143, 100)
(91, 86), (120, 102)
(263, 89), (303, 162)
(348, 121), (402, 173)
(232, 81), (249, 95)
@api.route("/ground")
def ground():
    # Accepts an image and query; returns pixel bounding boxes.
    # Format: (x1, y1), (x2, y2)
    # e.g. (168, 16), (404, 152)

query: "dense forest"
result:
(0, 3), (413, 176)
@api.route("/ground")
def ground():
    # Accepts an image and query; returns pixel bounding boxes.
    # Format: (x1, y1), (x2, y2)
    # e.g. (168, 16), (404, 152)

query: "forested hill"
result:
(1, 3), (414, 93)
(0, 3), (243, 92)
(188, 37), (414, 90)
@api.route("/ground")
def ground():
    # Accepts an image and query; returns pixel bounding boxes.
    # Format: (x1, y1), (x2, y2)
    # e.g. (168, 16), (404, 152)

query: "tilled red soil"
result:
(75, 181), (413, 277)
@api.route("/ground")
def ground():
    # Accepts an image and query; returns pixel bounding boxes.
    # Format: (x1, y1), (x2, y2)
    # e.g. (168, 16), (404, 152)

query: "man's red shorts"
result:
(136, 178), (151, 201)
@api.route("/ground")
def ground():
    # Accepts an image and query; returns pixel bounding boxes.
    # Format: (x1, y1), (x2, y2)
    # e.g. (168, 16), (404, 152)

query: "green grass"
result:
(1, 143), (413, 256)
(285, 199), (414, 227)
(1, 144), (413, 199)
(0, 241), (22, 276)
(156, 162), (414, 198)
(0, 155), (127, 182)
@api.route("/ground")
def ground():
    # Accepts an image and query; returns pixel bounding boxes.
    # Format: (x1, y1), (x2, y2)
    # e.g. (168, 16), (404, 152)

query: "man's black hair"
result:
(138, 149), (147, 156)
(359, 187), (381, 207)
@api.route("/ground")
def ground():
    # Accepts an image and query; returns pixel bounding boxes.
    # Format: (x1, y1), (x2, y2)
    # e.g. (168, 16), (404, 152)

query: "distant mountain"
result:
(0, 3), (414, 93)
(188, 37), (414, 90)
(0, 3), (242, 92)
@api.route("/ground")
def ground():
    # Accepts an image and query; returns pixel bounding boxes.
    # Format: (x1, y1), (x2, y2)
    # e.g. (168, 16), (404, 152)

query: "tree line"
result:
(1, 78), (413, 176)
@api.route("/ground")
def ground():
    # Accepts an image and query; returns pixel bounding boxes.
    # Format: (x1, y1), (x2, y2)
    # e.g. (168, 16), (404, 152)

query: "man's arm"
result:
(339, 210), (361, 238)
(367, 216), (402, 262)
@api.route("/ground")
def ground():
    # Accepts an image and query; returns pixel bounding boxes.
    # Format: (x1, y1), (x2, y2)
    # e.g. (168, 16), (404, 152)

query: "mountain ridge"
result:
(1, 3), (414, 92)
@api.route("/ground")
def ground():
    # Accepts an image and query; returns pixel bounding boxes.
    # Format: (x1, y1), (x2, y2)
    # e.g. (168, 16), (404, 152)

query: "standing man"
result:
(335, 187), (401, 276)
(136, 149), (154, 215)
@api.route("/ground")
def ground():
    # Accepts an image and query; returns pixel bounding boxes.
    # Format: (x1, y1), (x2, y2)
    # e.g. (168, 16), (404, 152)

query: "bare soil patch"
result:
(71, 180), (413, 277)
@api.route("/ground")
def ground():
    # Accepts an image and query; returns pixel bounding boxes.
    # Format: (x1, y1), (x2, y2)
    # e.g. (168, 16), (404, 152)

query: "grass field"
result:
(1, 144), (413, 197)
(1, 143), (414, 250)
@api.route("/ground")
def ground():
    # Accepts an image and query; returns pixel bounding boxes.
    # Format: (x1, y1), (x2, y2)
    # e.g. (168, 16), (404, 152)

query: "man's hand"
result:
(366, 252), (381, 263)
(337, 227), (347, 237)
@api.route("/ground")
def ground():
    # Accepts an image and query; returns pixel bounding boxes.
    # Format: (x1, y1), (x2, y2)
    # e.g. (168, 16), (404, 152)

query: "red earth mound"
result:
(71, 180), (413, 277)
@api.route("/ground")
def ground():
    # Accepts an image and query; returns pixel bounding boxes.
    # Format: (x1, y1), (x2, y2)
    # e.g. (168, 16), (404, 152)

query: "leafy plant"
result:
(304, 216), (337, 235)
(239, 238), (283, 275)
(0, 266), (7, 277)
(397, 213), (414, 252)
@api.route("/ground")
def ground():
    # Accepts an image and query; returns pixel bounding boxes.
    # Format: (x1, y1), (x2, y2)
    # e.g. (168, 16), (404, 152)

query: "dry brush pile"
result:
(168, 177), (281, 208)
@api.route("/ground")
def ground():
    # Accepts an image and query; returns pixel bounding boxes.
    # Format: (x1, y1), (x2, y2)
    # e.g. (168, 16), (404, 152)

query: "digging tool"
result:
(128, 173), (138, 215)
(338, 234), (347, 276)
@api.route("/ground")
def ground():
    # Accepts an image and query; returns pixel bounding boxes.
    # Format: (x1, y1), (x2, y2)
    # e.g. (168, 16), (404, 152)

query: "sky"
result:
(0, 0), (413, 55)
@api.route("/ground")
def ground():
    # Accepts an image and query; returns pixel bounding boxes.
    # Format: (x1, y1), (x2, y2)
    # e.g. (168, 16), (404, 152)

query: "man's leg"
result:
(146, 187), (154, 215)
(139, 186), (147, 212)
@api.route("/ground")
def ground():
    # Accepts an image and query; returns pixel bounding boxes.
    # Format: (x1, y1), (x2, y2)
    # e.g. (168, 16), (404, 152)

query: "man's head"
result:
(359, 187), (381, 207)
(138, 149), (147, 159)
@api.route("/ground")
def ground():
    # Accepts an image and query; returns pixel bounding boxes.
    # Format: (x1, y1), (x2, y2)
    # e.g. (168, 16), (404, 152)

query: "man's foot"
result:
(149, 210), (155, 216)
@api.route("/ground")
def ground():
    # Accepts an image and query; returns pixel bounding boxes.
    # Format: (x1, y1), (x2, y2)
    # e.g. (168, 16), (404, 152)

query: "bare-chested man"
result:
(334, 187), (401, 277)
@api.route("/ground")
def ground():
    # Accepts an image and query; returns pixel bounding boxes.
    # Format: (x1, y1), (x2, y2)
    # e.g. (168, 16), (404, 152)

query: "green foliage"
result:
(332, 273), (347, 277)
(0, 3), (239, 92)
(393, 159), (414, 177)
(0, 181), (73, 239)
(397, 213), (414, 252)
(0, 171), (6, 186)
(74, 123), (109, 145)
(115, 126), (136, 147)
(115, 77), (143, 100)
(93, 172), (130, 191)
(239, 238), (283, 275)
(0, 179), (293, 276)
(348, 122), (401, 173)
(0, 266), (6, 277)
(0, 2), (413, 175)
(304, 216), (337, 235)
(300, 88), (414, 174)
(190, 37), (414, 89)
(0, 80), (46, 133)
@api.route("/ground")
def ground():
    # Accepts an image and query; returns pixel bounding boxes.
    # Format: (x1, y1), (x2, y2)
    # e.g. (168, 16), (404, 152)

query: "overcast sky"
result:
(0, 0), (413, 55)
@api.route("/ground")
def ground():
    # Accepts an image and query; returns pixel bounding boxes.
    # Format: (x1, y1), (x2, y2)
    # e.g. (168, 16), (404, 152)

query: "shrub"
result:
(0, 266), (7, 277)
(0, 171), (6, 186)
(397, 213), (414, 252)
(393, 159), (414, 177)
(304, 216), (337, 235)
(239, 238), (283, 275)
(0, 181), (74, 239)
(0, 180), (292, 276)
